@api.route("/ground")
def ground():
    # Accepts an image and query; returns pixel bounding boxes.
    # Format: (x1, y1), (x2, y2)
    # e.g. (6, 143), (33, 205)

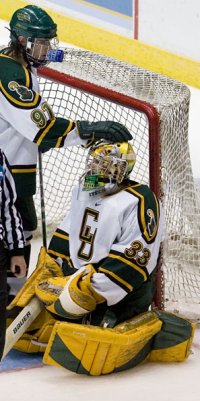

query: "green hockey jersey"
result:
(0, 53), (84, 196)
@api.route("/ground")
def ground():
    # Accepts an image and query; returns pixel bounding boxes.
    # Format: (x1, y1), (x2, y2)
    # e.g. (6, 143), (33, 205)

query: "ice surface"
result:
(0, 323), (199, 401)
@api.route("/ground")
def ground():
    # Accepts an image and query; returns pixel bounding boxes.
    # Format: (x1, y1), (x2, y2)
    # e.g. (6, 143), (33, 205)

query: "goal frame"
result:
(37, 65), (163, 309)
(38, 66), (161, 196)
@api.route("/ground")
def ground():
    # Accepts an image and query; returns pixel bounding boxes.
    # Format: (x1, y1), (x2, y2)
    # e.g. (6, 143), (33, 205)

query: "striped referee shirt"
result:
(0, 149), (25, 256)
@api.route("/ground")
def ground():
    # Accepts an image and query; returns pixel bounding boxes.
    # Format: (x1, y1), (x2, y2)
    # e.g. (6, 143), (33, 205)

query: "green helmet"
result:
(10, 5), (57, 40)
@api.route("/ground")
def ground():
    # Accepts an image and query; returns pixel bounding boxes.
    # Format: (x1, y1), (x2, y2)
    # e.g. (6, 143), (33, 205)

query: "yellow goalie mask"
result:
(82, 141), (136, 192)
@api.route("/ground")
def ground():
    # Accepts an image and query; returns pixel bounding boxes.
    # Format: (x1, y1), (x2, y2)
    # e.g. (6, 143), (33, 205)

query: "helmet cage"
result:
(25, 36), (58, 67)
(87, 153), (127, 184)
(82, 141), (136, 192)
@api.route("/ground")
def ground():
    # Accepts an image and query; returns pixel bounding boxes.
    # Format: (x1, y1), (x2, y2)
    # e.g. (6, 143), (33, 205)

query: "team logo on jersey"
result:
(8, 81), (34, 101)
(147, 209), (156, 237)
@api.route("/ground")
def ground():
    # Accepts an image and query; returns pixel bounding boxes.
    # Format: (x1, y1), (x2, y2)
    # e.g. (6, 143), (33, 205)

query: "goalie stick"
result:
(2, 297), (43, 360)
(38, 150), (47, 249)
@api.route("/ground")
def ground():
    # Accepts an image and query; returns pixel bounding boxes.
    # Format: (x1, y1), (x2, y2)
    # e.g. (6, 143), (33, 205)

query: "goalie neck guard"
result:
(80, 141), (136, 195)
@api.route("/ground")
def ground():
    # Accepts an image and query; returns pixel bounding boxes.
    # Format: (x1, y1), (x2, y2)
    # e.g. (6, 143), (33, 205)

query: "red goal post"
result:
(36, 48), (200, 320)
(38, 66), (160, 195)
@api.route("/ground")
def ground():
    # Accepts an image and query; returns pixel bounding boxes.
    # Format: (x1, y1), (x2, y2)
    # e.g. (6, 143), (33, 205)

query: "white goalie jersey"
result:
(48, 181), (164, 306)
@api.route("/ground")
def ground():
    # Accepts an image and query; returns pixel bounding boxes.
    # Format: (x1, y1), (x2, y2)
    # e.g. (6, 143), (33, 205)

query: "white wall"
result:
(139, 0), (200, 61)
(29, 1), (200, 62)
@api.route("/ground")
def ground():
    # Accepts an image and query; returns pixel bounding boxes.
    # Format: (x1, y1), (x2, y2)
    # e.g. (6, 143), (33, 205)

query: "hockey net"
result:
(36, 48), (200, 321)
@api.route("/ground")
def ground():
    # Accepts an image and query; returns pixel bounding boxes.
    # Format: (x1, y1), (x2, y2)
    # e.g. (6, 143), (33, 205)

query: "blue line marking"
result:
(0, 349), (43, 372)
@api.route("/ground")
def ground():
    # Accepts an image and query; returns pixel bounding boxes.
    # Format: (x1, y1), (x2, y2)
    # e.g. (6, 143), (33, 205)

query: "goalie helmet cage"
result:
(36, 48), (200, 321)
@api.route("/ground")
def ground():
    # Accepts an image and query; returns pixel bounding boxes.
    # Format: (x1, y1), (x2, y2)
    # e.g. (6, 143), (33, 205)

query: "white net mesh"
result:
(35, 48), (200, 320)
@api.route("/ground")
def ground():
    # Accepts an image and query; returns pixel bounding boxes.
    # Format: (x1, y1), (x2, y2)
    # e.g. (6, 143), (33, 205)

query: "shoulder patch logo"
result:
(147, 209), (156, 237)
(8, 81), (34, 101)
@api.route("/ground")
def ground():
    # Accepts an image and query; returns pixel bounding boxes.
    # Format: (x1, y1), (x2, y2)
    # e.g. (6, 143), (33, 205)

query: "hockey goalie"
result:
(6, 140), (195, 375)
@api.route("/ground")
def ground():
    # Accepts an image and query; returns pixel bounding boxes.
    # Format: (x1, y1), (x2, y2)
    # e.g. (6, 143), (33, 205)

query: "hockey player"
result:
(0, 149), (26, 360)
(0, 5), (132, 299)
(37, 140), (164, 327)
(8, 142), (195, 374)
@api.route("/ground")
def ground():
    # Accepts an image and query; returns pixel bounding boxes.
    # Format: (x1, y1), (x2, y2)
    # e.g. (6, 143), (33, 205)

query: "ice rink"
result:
(0, 327), (200, 401)
(0, 15), (200, 401)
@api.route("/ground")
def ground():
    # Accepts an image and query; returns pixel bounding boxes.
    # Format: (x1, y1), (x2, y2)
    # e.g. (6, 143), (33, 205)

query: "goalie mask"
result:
(81, 141), (136, 193)
(9, 5), (58, 68)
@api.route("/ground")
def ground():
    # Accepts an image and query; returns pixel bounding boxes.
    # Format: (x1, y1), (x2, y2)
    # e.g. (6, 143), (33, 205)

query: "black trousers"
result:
(0, 240), (8, 360)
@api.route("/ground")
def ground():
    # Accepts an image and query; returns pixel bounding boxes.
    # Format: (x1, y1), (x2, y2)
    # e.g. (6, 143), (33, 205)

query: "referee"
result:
(0, 149), (26, 360)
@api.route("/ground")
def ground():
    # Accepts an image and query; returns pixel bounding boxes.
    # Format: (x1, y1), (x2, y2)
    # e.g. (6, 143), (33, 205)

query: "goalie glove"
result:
(35, 265), (105, 320)
(7, 247), (64, 310)
(76, 121), (132, 144)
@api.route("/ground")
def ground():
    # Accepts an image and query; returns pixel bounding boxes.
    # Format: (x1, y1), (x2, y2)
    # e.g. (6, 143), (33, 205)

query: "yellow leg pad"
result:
(149, 311), (196, 362)
(43, 311), (162, 375)
(7, 247), (63, 309)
